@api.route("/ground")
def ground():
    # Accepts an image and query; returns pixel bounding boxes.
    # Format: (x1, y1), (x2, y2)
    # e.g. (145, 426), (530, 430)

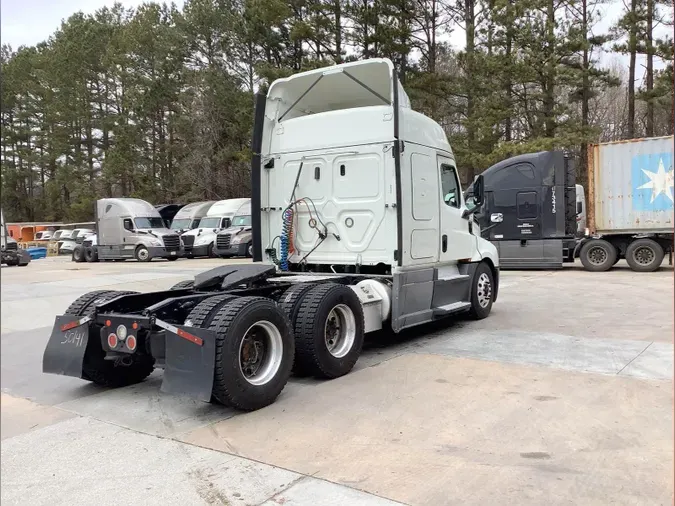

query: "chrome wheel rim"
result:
(137, 248), (149, 261)
(633, 246), (655, 266)
(238, 320), (283, 386)
(477, 272), (492, 308)
(324, 304), (356, 358)
(588, 246), (607, 265)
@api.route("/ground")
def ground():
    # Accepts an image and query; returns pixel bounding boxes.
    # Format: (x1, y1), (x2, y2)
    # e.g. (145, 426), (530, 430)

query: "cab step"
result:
(432, 301), (471, 317)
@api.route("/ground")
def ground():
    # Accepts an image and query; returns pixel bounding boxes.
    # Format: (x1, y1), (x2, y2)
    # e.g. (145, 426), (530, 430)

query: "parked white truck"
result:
(42, 59), (499, 412)
(95, 198), (183, 261)
(181, 198), (250, 257)
(579, 136), (674, 272)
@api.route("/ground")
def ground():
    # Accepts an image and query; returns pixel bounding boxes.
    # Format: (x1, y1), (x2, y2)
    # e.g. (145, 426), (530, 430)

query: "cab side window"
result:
(222, 218), (230, 229)
(123, 218), (133, 231)
(440, 164), (461, 209)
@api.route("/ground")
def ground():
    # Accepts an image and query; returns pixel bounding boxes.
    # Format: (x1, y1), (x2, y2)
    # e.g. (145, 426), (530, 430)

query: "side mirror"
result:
(576, 201), (583, 214)
(473, 174), (484, 207)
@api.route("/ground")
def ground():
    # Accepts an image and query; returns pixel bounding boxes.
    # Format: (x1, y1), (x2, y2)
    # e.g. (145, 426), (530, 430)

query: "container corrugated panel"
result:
(588, 136), (674, 234)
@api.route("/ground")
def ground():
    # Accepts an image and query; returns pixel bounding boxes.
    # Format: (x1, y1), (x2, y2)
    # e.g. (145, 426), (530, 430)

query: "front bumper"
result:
(147, 246), (182, 259)
(187, 244), (212, 257)
(214, 242), (247, 257)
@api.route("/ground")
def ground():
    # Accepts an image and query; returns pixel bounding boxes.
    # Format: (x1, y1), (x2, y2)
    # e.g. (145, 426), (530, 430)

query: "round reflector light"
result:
(132, 322), (138, 330)
(105, 320), (112, 327)
(107, 333), (118, 349)
(126, 335), (137, 351)
(116, 324), (127, 340)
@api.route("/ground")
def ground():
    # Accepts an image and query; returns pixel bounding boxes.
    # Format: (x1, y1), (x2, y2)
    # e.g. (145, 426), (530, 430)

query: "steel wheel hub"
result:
(588, 246), (607, 265)
(324, 304), (356, 358)
(238, 321), (283, 386)
(476, 272), (492, 308)
(633, 246), (654, 265)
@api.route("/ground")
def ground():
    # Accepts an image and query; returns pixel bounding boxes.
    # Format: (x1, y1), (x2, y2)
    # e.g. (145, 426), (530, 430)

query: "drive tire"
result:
(135, 245), (151, 262)
(580, 239), (616, 272)
(625, 238), (664, 272)
(468, 262), (494, 320)
(294, 283), (365, 379)
(184, 294), (238, 328)
(171, 280), (195, 290)
(84, 246), (98, 263)
(279, 283), (318, 375)
(207, 297), (294, 411)
(64, 290), (154, 387)
(72, 245), (85, 263)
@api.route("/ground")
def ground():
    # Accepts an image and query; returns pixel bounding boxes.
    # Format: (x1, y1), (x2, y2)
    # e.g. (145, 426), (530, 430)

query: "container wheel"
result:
(625, 238), (664, 272)
(64, 290), (154, 387)
(294, 283), (365, 379)
(580, 239), (617, 272)
(468, 262), (494, 320)
(206, 297), (294, 411)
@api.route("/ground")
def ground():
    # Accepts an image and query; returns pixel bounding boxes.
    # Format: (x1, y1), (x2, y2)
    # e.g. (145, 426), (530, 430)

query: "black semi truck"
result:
(470, 151), (580, 269)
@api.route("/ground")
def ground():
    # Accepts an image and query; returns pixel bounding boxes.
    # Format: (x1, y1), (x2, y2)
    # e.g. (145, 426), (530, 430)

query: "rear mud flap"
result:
(42, 315), (90, 378)
(160, 325), (217, 403)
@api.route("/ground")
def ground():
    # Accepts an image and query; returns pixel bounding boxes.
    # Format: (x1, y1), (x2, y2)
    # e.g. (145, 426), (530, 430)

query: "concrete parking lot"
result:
(1, 257), (673, 505)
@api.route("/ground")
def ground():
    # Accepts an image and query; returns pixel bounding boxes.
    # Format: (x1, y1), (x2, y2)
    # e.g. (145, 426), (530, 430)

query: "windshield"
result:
(231, 215), (251, 227)
(135, 217), (165, 229)
(52, 231), (63, 239)
(171, 218), (192, 230)
(198, 217), (221, 229)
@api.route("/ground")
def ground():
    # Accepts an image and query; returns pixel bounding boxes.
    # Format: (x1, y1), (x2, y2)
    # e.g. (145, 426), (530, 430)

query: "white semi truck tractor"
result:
(42, 59), (499, 411)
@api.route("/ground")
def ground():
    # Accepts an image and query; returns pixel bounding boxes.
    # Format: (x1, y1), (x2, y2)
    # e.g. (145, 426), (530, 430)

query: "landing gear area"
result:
(579, 235), (671, 273)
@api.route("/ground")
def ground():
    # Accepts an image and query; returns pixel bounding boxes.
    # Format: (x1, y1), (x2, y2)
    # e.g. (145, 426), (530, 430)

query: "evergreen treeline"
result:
(1, 0), (673, 222)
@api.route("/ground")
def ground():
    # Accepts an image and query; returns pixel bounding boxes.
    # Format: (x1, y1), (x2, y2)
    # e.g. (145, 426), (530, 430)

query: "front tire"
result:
(246, 242), (253, 258)
(135, 245), (151, 262)
(468, 262), (494, 320)
(580, 239), (616, 272)
(294, 283), (365, 379)
(64, 290), (154, 387)
(625, 238), (664, 272)
(206, 297), (294, 411)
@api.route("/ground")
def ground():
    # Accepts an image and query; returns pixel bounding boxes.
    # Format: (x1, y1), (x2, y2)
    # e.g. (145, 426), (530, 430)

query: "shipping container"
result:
(588, 136), (674, 234)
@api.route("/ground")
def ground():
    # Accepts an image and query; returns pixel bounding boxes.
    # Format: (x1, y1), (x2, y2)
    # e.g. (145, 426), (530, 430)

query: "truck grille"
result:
(162, 234), (180, 251)
(216, 234), (231, 250)
(181, 234), (194, 251)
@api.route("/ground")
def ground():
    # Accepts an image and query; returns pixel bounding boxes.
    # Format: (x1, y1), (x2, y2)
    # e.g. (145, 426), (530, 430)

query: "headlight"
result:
(148, 238), (163, 246)
(230, 235), (243, 244)
(194, 235), (212, 246)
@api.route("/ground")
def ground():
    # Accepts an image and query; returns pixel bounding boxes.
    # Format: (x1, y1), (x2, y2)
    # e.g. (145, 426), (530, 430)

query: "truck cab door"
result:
(437, 156), (477, 262)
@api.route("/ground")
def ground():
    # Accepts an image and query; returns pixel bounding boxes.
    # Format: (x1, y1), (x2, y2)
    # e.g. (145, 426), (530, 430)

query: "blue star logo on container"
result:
(632, 152), (674, 211)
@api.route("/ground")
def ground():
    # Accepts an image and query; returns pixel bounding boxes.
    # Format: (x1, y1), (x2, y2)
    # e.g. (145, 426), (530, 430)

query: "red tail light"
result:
(107, 333), (118, 349)
(126, 335), (137, 351)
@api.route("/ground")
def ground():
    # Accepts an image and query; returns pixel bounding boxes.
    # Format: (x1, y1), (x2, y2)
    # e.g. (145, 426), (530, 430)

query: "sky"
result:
(0, 0), (669, 77)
